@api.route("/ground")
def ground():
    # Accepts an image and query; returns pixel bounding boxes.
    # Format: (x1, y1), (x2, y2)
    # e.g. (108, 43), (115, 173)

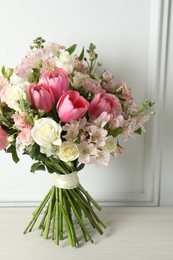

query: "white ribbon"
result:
(52, 172), (79, 189)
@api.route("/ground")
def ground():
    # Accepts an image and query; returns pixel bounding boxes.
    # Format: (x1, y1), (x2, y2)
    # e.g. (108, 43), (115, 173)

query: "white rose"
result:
(72, 72), (89, 88)
(104, 136), (117, 152)
(4, 85), (26, 111)
(31, 118), (62, 151)
(56, 51), (74, 74)
(59, 141), (79, 162)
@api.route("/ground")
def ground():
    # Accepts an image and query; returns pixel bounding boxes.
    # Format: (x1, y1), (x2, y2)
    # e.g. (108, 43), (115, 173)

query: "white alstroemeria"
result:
(59, 141), (79, 162)
(56, 51), (74, 74)
(85, 125), (107, 147)
(78, 141), (98, 164)
(31, 118), (62, 155)
(93, 150), (110, 166)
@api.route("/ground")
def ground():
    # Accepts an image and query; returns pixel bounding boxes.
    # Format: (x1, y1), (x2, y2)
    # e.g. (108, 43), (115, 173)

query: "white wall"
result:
(0, 0), (170, 206)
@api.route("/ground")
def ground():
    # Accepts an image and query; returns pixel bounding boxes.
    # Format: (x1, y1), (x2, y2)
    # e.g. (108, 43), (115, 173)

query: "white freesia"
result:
(31, 118), (62, 154)
(104, 136), (117, 152)
(59, 141), (79, 162)
(4, 84), (26, 111)
(56, 51), (74, 74)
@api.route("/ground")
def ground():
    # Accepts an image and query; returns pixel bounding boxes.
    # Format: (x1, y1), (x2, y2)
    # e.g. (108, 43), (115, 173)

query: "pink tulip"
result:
(40, 68), (69, 100)
(0, 125), (8, 150)
(57, 90), (89, 122)
(88, 93), (120, 120)
(29, 83), (55, 113)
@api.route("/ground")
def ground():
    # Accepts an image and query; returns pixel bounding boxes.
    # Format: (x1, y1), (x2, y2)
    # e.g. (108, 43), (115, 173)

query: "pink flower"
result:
(102, 71), (114, 82)
(74, 59), (88, 73)
(0, 125), (8, 150)
(40, 57), (57, 75)
(57, 90), (89, 123)
(40, 68), (69, 100)
(116, 81), (133, 102)
(12, 113), (32, 130)
(81, 78), (105, 94)
(88, 93), (121, 120)
(18, 128), (33, 146)
(29, 83), (55, 112)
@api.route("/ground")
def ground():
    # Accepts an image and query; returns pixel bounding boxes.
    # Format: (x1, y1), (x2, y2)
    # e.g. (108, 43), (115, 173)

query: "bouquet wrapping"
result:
(0, 37), (153, 246)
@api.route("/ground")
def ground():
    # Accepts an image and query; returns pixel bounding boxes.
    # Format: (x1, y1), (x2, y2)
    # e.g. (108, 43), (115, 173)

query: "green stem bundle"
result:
(23, 184), (106, 247)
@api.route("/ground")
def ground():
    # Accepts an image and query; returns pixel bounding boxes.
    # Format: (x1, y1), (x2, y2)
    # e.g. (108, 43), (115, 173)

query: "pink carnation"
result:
(18, 128), (33, 146)
(12, 113), (32, 131)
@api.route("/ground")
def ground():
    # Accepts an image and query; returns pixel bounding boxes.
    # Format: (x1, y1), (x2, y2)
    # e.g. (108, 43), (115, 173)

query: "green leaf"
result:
(79, 47), (84, 61)
(31, 162), (45, 173)
(109, 127), (122, 138)
(66, 44), (77, 54)
(1, 66), (14, 80)
(76, 163), (85, 172)
(6, 68), (14, 79)
(1, 65), (6, 76)
(6, 145), (19, 163)
(134, 127), (142, 135)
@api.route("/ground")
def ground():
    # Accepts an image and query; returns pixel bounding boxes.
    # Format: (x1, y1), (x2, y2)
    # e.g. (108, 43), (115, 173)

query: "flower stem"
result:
(43, 188), (55, 239)
(23, 187), (53, 234)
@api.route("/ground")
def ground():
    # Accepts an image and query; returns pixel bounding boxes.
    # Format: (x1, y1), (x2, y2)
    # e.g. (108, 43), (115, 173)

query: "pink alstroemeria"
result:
(57, 90), (89, 123)
(40, 68), (69, 100)
(0, 125), (8, 150)
(29, 83), (55, 113)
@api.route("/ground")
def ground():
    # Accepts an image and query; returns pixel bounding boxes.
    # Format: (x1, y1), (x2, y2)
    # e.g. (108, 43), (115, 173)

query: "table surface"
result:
(0, 207), (173, 260)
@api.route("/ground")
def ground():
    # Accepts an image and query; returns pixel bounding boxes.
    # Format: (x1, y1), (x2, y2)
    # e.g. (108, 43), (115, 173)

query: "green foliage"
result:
(66, 44), (77, 55)
(6, 145), (19, 163)
(133, 100), (154, 116)
(109, 127), (122, 138)
(79, 47), (85, 61)
(76, 163), (85, 172)
(1, 66), (14, 80)
(31, 162), (46, 173)
(30, 37), (46, 49)
(134, 127), (142, 135)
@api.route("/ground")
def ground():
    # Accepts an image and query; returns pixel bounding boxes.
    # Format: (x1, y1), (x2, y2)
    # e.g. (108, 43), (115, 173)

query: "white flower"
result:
(10, 73), (26, 85)
(59, 141), (79, 162)
(85, 125), (107, 147)
(4, 84), (26, 111)
(94, 150), (110, 166)
(0, 76), (8, 91)
(104, 136), (117, 152)
(78, 141), (98, 164)
(31, 118), (62, 153)
(56, 51), (74, 74)
(72, 72), (89, 89)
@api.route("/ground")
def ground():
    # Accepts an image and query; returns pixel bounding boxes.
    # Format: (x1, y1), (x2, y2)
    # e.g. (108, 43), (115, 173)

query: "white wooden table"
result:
(0, 207), (173, 260)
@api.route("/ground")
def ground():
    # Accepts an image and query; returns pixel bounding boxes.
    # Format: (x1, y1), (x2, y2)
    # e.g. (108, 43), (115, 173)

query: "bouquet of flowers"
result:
(0, 37), (153, 247)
